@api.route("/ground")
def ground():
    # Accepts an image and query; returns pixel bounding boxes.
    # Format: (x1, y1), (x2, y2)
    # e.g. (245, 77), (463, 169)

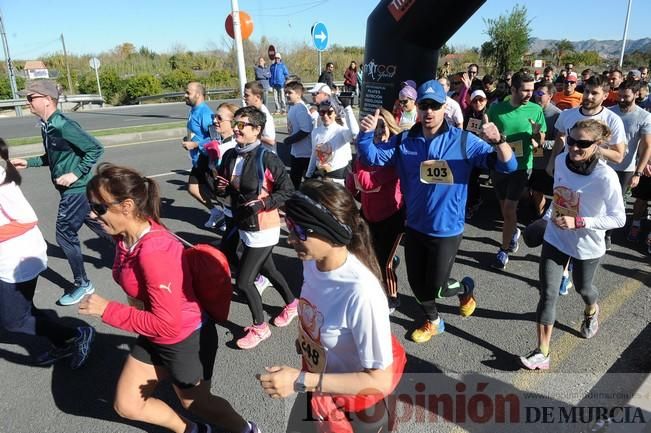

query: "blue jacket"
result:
(357, 123), (517, 237)
(254, 64), (271, 90)
(187, 102), (214, 167)
(269, 61), (289, 88)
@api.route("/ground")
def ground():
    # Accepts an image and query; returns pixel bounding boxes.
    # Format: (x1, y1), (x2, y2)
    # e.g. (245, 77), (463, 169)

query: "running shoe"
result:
(410, 319), (445, 343)
(272, 300), (298, 327)
(70, 326), (96, 369)
(204, 207), (225, 229)
(519, 349), (550, 370)
(237, 323), (271, 349)
(247, 421), (262, 433)
(604, 235), (612, 251)
(388, 296), (400, 314)
(254, 275), (272, 296)
(491, 249), (509, 270)
(58, 280), (95, 306)
(627, 223), (641, 242)
(507, 227), (521, 253)
(559, 271), (572, 296)
(33, 345), (73, 367)
(458, 277), (476, 317)
(580, 304), (600, 339)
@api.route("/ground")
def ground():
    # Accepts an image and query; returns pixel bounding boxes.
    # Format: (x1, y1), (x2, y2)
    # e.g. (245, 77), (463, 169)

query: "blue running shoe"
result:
(492, 249), (509, 270)
(508, 227), (521, 253)
(58, 280), (95, 306)
(70, 326), (95, 369)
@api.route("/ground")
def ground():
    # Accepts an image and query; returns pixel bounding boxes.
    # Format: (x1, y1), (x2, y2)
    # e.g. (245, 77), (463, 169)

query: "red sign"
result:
(268, 45), (276, 61)
(387, 0), (415, 22)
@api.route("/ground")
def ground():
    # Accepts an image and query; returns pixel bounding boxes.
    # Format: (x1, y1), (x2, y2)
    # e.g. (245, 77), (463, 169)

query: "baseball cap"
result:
(401, 80), (417, 89)
(317, 99), (334, 111)
(308, 83), (332, 95)
(470, 89), (487, 100)
(629, 70), (642, 78)
(566, 72), (578, 83)
(416, 80), (447, 104)
(399, 86), (417, 101)
(275, 53), (282, 59)
(18, 80), (59, 99)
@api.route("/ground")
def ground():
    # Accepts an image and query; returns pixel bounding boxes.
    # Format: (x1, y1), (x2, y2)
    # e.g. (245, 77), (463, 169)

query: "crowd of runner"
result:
(0, 59), (649, 432)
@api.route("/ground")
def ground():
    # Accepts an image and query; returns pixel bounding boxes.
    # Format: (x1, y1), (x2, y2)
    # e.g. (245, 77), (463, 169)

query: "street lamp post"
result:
(618, 0), (633, 69)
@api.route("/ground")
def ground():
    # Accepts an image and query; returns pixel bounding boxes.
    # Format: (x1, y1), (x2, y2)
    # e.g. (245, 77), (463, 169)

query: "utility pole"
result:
(230, 0), (247, 104)
(0, 9), (21, 117)
(619, 0), (633, 69)
(61, 33), (73, 93)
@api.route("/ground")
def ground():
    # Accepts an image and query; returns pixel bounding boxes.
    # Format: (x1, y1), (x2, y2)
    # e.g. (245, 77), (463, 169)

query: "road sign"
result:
(268, 45), (276, 60)
(311, 22), (329, 52)
(89, 57), (101, 70)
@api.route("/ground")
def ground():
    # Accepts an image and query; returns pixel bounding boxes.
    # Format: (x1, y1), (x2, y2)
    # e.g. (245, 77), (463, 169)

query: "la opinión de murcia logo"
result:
(364, 60), (397, 82)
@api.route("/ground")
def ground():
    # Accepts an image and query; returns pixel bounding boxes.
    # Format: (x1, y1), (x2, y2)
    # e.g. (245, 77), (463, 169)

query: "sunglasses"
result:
(565, 81), (576, 85)
(89, 200), (121, 216)
(26, 95), (46, 103)
(233, 121), (256, 130)
(319, 109), (335, 116)
(417, 101), (444, 111)
(212, 114), (231, 123)
(468, 71), (477, 75)
(285, 216), (311, 241)
(399, 99), (410, 105)
(567, 135), (597, 149)
(534, 90), (545, 97)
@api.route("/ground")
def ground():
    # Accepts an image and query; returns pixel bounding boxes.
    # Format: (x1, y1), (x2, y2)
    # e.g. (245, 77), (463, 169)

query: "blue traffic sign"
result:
(311, 22), (329, 52)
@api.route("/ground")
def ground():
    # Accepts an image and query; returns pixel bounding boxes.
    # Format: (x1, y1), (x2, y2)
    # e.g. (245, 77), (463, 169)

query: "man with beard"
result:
(547, 75), (627, 249)
(604, 69), (624, 107)
(608, 80), (651, 243)
(356, 80), (517, 342)
(488, 72), (546, 270)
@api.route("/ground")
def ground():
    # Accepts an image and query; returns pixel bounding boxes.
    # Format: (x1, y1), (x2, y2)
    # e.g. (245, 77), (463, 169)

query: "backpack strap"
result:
(255, 145), (268, 196)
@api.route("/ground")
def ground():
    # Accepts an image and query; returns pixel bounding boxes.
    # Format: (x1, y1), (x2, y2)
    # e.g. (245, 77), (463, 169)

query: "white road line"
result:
(147, 171), (178, 178)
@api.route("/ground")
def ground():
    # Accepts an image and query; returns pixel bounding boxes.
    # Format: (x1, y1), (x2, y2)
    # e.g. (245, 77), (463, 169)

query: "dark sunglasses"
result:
(567, 135), (597, 149)
(565, 80), (576, 85)
(212, 114), (231, 123)
(398, 99), (410, 105)
(417, 101), (444, 111)
(89, 200), (121, 216)
(468, 70), (478, 75)
(319, 109), (335, 116)
(26, 95), (46, 103)
(233, 120), (256, 130)
(285, 216), (311, 241)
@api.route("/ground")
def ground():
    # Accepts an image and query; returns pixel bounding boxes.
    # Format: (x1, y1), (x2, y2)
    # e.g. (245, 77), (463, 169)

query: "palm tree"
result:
(554, 39), (574, 67)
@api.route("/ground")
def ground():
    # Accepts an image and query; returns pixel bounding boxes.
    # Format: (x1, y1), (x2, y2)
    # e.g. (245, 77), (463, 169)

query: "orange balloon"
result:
(225, 11), (254, 40)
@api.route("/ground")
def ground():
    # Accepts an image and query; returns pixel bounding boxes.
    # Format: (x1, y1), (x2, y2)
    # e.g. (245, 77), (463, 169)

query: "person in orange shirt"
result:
(603, 69), (624, 107)
(551, 72), (582, 110)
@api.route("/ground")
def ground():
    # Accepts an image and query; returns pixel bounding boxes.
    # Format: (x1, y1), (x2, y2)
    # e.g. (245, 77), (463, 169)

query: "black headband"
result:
(285, 191), (353, 246)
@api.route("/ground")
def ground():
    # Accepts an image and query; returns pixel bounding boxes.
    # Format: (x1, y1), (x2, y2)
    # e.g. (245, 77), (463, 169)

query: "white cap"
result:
(470, 89), (487, 100)
(308, 83), (332, 95)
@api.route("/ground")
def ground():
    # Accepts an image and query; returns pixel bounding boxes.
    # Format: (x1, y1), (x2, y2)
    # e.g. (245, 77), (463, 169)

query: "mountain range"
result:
(529, 37), (651, 58)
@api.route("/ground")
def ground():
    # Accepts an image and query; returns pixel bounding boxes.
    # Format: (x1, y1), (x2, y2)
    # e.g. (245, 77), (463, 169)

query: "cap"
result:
(629, 70), (642, 78)
(317, 99), (333, 111)
(398, 86), (417, 101)
(566, 72), (578, 83)
(308, 83), (332, 95)
(401, 80), (417, 89)
(18, 80), (59, 99)
(416, 79), (447, 104)
(275, 53), (282, 59)
(470, 89), (487, 100)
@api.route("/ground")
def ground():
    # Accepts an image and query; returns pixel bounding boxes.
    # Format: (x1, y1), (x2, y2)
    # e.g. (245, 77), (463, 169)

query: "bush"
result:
(160, 69), (195, 91)
(123, 73), (161, 104)
(206, 69), (237, 88)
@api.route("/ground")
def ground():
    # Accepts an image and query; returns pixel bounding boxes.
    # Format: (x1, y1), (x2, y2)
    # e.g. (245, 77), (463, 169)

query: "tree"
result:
(553, 39), (574, 67)
(480, 4), (532, 76)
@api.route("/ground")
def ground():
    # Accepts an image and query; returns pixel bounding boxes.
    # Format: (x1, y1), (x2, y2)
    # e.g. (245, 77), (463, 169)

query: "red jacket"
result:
(102, 221), (202, 345)
(348, 159), (403, 223)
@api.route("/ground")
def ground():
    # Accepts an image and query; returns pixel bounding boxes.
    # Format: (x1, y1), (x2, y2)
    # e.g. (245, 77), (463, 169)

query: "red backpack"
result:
(171, 233), (233, 323)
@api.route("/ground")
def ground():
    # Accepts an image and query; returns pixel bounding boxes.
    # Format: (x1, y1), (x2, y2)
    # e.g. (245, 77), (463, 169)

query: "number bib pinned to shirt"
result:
(466, 118), (482, 135)
(298, 323), (327, 373)
(420, 160), (454, 184)
(552, 203), (578, 218)
(509, 140), (524, 157)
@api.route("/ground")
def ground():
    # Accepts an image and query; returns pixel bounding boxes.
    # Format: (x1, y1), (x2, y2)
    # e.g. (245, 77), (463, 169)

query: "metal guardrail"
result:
(0, 94), (105, 111)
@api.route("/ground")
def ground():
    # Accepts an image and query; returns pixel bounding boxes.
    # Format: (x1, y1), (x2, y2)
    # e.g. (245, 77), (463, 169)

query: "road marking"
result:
(148, 171), (178, 178)
(512, 270), (647, 393)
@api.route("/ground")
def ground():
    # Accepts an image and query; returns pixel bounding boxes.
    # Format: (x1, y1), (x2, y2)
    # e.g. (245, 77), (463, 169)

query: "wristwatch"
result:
(490, 133), (507, 145)
(294, 371), (307, 393)
(634, 171), (643, 177)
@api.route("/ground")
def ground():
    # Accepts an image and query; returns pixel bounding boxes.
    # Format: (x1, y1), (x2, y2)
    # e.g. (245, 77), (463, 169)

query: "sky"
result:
(1, 0), (650, 59)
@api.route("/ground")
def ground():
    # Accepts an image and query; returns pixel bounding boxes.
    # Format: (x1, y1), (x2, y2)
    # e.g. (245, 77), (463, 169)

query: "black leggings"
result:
(0, 277), (77, 347)
(367, 208), (405, 298)
(404, 228), (465, 321)
(236, 244), (295, 325)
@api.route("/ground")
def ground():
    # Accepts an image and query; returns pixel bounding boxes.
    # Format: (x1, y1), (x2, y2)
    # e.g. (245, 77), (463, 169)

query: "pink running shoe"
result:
(236, 323), (271, 349)
(273, 300), (299, 327)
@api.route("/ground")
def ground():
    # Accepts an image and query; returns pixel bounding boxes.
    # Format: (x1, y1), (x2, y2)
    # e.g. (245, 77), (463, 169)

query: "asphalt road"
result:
(0, 100), (239, 139)
(0, 126), (650, 433)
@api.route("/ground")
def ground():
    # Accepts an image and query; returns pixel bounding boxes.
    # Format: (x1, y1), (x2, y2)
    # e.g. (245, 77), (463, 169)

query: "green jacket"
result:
(26, 110), (104, 195)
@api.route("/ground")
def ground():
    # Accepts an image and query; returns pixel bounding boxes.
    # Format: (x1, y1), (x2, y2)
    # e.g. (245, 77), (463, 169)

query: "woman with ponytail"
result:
(519, 120), (625, 371)
(0, 138), (94, 369)
(79, 163), (259, 433)
(258, 179), (405, 433)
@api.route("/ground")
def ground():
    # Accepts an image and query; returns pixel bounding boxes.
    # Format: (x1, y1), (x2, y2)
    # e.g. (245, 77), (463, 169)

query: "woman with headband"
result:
(258, 180), (405, 433)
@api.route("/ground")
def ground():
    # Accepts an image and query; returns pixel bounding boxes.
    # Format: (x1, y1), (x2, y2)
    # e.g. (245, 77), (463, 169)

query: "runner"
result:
(214, 106), (297, 350)
(79, 163), (260, 433)
(0, 139), (94, 369)
(519, 120), (626, 371)
(357, 79), (517, 343)
(258, 180), (404, 433)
